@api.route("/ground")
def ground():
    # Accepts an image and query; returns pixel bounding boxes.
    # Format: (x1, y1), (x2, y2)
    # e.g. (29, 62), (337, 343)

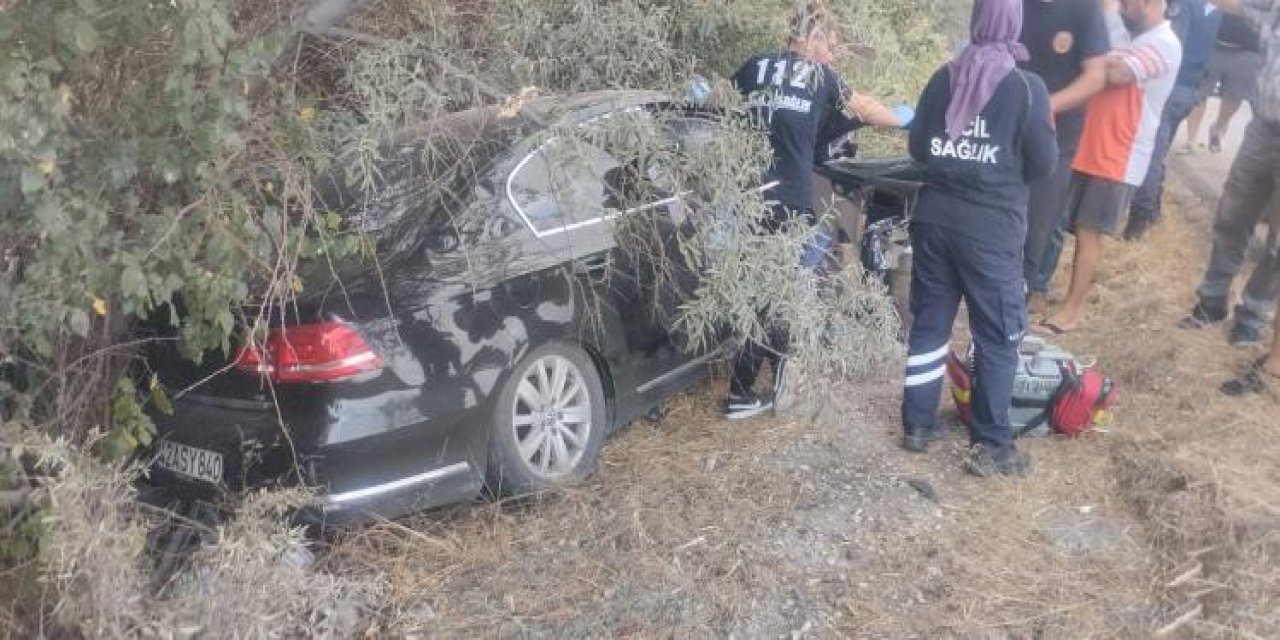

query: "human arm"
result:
(1103, 36), (1181, 89)
(1049, 58), (1109, 113)
(1048, 1), (1113, 113)
(822, 65), (908, 127)
(1208, 0), (1278, 15)
(1102, 54), (1140, 86)
(848, 92), (908, 127)
(1021, 74), (1059, 182)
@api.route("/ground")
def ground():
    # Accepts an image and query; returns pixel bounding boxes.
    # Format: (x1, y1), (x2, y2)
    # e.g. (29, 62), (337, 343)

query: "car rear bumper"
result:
(139, 458), (484, 531)
(311, 460), (485, 527)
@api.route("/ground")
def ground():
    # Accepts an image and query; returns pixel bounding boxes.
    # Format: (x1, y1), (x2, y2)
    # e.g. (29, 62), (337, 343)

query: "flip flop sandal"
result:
(1036, 321), (1072, 336)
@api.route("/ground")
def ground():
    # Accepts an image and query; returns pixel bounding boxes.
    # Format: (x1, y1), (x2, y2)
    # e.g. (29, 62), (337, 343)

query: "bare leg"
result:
(1044, 228), (1104, 331)
(1267, 312), (1280, 378)
(1183, 101), (1207, 150)
(1209, 98), (1244, 152)
(1027, 291), (1047, 317)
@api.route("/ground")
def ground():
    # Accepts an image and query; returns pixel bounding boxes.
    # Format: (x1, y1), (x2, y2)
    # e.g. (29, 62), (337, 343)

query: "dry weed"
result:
(326, 185), (1276, 639)
(1042, 184), (1279, 638)
(6, 429), (384, 639)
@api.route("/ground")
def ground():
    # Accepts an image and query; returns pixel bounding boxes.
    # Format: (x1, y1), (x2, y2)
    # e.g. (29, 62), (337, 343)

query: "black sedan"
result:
(143, 91), (727, 525)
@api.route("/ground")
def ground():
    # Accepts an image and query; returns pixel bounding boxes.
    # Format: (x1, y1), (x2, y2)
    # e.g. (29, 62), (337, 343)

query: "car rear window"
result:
(507, 138), (623, 235)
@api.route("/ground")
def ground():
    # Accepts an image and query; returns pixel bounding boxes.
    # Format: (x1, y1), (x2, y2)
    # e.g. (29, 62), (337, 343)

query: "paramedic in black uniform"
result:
(901, 0), (1059, 477)
(723, 4), (910, 420)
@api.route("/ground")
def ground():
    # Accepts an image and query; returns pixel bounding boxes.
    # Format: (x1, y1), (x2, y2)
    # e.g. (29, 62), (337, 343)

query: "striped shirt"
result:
(1244, 0), (1280, 123)
(1074, 21), (1182, 186)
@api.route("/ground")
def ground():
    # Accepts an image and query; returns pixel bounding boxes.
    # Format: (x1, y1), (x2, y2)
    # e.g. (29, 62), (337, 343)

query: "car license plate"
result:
(154, 440), (224, 484)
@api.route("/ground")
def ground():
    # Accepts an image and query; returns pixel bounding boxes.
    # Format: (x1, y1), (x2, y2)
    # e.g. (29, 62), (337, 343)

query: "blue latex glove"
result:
(686, 74), (712, 106)
(891, 104), (916, 130)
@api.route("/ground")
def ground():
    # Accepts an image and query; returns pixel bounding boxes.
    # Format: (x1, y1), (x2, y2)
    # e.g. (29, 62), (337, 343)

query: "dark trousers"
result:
(728, 204), (830, 397)
(730, 327), (787, 397)
(1131, 84), (1199, 224)
(1023, 150), (1076, 289)
(1195, 117), (1280, 330)
(903, 222), (1026, 453)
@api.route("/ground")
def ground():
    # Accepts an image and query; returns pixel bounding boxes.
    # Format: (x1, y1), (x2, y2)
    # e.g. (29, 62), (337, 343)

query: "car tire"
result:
(485, 341), (608, 497)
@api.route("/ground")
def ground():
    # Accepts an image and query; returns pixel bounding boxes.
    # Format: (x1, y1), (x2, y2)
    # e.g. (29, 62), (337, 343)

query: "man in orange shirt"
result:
(1041, 0), (1183, 333)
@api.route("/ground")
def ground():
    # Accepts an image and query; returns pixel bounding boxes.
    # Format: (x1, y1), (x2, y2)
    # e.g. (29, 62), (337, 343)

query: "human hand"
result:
(891, 104), (916, 129)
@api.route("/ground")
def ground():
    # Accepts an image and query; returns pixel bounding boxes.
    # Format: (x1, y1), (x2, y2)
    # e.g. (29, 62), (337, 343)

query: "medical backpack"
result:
(945, 336), (1117, 437)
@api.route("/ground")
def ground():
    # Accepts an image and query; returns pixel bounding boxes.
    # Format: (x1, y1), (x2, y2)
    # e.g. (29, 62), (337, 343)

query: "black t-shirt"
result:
(1217, 14), (1261, 52)
(1019, 0), (1111, 154)
(732, 51), (854, 210)
(909, 67), (1059, 248)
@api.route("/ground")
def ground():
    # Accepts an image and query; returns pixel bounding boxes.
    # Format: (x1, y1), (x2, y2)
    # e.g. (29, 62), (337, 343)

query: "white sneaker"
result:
(772, 359), (797, 415)
(724, 392), (772, 420)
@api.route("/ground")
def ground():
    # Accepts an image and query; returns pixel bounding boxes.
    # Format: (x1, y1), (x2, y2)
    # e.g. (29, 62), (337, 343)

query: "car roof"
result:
(316, 91), (675, 239)
(390, 89), (673, 145)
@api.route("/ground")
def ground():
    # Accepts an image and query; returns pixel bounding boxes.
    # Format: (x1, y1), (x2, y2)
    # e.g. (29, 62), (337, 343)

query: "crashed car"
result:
(141, 91), (728, 525)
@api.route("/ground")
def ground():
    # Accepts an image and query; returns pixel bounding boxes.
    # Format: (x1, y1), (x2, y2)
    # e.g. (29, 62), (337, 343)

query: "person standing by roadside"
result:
(1020, 0), (1113, 318)
(1182, 11), (1265, 153)
(1040, 0), (1183, 335)
(1221, 211), (1280, 394)
(1029, 0), (1134, 309)
(1221, 309), (1280, 393)
(1124, 0), (1224, 240)
(1180, 0), (1280, 346)
(1218, 208), (1280, 394)
(723, 4), (908, 420)
(900, 0), (1058, 476)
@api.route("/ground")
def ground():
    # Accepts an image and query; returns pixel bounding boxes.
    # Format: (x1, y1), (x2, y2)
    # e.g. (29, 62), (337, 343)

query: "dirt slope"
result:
(331, 183), (1277, 639)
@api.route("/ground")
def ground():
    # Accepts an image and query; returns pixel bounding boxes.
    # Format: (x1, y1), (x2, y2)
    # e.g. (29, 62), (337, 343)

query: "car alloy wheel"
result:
(487, 342), (607, 496)
(511, 354), (592, 479)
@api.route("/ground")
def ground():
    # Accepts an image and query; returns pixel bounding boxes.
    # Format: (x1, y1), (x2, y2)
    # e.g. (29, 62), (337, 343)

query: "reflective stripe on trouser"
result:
(903, 222), (1026, 453)
(904, 343), (949, 388)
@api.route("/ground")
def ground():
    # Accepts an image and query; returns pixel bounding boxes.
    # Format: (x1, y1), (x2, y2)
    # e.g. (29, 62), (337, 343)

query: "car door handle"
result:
(573, 254), (609, 276)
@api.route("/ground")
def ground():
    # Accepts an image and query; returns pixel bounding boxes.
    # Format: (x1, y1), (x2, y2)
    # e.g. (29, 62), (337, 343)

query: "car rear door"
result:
(504, 116), (697, 422)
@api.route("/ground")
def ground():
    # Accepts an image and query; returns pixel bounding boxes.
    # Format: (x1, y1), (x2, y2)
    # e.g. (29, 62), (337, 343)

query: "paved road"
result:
(1168, 98), (1251, 210)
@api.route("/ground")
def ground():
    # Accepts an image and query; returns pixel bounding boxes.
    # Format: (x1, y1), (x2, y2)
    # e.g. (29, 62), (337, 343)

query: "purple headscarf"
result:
(945, 0), (1030, 140)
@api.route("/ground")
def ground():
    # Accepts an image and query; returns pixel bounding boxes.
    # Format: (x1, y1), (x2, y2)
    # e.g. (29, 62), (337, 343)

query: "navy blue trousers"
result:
(902, 222), (1026, 453)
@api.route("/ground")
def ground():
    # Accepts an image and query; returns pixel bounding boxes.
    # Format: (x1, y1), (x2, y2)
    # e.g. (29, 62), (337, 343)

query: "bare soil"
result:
(331, 183), (1278, 639)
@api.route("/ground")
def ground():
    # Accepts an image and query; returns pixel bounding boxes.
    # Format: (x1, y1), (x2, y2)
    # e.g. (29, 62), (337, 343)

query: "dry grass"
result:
(326, 184), (1276, 638)
(1068, 186), (1280, 639)
(4, 430), (383, 639)
(332, 386), (837, 636)
(7, 166), (1269, 639)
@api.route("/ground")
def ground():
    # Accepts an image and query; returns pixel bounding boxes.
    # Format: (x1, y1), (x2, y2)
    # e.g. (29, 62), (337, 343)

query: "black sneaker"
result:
(963, 444), (1032, 478)
(1122, 216), (1153, 242)
(1221, 357), (1275, 397)
(1177, 300), (1228, 330)
(902, 424), (943, 453)
(724, 391), (772, 420)
(1228, 321), (1262, 347)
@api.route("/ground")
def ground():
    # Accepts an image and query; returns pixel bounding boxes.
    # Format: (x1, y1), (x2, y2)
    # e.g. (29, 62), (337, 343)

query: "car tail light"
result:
(234, 321), (383, 383)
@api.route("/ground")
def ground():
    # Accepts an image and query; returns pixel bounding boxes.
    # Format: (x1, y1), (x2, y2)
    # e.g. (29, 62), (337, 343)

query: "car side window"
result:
(630, 114), (720, 221)
(666, 115), (719, 151)
(508, 138), (621, 236)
